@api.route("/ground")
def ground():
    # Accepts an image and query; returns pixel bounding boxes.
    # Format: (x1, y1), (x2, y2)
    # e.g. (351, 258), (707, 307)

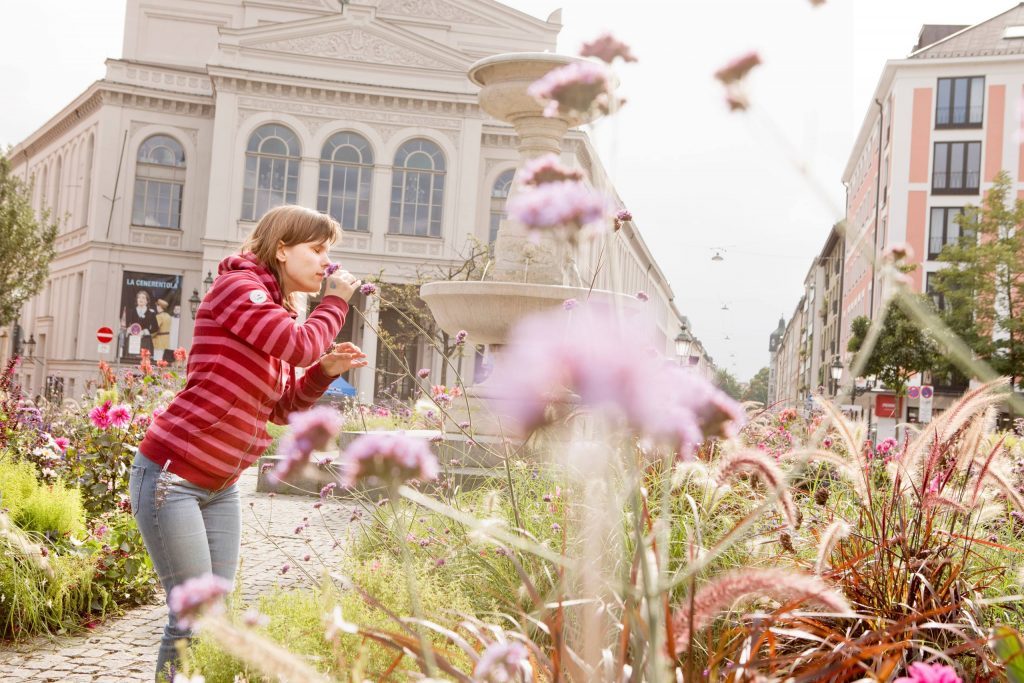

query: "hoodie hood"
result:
(217, 252), (284, 306)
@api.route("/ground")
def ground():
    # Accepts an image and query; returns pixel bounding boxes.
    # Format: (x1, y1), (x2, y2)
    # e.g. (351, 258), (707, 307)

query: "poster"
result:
(119, 271), (182, 362)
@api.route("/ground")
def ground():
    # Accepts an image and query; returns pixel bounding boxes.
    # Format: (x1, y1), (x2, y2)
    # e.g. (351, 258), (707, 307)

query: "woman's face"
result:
(277, 240), (331, 295)
(136, 292), (148, 307)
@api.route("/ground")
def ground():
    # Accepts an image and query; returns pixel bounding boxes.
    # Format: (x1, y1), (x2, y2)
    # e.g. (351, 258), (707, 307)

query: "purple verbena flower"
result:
(167, 573), (233, 628)
(580, 33), (638, 64)
(507, 180), (608, 239)
(273, 407), (343, 483)
(324, 263), (340, 277)
(562, 298), (578, 310)
(518, 153), (584, 186)
(338, 432), (439, 488)
(359, 282), (377, 296)
(417, 368), (431, 379)
(474, 641), (532, 682)
(635, 291), (649, 302)
(528, 60), (616, 118)
(454, 330), (468, 346)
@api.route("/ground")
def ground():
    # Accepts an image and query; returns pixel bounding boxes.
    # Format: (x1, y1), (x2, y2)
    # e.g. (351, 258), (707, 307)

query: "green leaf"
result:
(991, 626), (1024, 683)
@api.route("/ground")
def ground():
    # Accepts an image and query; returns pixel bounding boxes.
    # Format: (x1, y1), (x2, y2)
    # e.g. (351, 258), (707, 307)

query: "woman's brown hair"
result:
(240, 205), (341, 312)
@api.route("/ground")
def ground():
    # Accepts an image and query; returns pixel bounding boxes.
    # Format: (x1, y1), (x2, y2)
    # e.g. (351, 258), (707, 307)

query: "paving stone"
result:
(0, 467), (359, 679)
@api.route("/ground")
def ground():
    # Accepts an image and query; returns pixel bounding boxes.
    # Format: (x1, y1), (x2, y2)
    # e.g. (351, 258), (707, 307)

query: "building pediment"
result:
(368, 0), (501, 27)
(234, 13), (476, 71)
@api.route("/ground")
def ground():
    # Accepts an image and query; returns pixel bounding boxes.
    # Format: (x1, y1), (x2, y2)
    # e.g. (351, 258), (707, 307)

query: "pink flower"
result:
(519, 154), (584, 186)
(324, 263), (340, 276)
(562, 298), (578, 310)
(507, 180), (608, 239)
(882, 242), (914, 262)
(173, 347), (188, 363)
(88, 401), (113, 429)
(474, 641), (532, 682)
(528, 60), (617, 118)
(894, 663), (962, 683)
(359, 282), (377, 296)
(108, 404), (132, 429)
(635, 291), (649, 302)
(417, 368), (431, 379)
(274, 407), (344, 482)
(339, 432), (439, 488)
(580, 33), (638, 64)
(615, 209), (633, 222)
(454, 330), (468, 346)
(488, 306), (745, 458)
(53, 437), (70, 452)
(168, 573), (233, 628)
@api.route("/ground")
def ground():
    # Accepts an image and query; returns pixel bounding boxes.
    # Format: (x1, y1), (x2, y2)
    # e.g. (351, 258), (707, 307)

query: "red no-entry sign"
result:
(96, 326), (114, 343)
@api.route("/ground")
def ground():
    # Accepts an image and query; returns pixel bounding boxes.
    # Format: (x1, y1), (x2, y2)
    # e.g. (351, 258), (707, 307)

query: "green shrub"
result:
(0, 458), (40, 519)
(265, 422), (288, 456)
(186, 557), (477, 681)
(15, 480), (86, 537)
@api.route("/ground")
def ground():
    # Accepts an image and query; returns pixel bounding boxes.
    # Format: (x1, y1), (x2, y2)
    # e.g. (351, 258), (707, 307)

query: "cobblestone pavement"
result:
(0, 468), (360, 682)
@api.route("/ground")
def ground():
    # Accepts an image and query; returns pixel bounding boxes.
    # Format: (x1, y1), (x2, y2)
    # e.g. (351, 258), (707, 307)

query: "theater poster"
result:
(119, 271), (182, 362)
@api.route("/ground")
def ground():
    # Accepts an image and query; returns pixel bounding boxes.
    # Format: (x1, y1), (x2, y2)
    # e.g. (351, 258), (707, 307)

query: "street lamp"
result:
(188, 289), (202, 319)
(830, 357), (843, 396)
(203, 271), (215, 294)
(674, 327), (695, 366)
(23, 334), (36, 359)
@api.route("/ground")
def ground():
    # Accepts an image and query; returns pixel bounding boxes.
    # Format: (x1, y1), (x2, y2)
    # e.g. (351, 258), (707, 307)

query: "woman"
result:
(130, 205), (368, 680)
(152, 298), (172, 362)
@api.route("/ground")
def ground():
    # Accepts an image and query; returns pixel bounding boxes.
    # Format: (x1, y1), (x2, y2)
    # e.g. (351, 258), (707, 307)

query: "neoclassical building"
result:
(3, 0), (699, 402)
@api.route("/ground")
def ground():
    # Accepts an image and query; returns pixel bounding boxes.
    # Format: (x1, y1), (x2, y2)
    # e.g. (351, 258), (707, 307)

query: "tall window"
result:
(389, 138), (445, 237)
(928, 207), (967, 258)
(488, 169), (515, 245)
(132, 135), (185, 228)
(318, 131), (373, 231)
(932, 141), (981, 194)
(936, 76), (984, 128)
(242, 124), (300, 221)
(79, 134), (94, 227)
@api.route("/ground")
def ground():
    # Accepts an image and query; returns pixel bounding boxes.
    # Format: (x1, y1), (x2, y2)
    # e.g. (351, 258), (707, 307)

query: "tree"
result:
(0, 152), (58, 327)
(846, 297), (939, 397)
(742, 366), (769, 404)
(714, 368), (744, 400)
(928, 171), (1024, 391)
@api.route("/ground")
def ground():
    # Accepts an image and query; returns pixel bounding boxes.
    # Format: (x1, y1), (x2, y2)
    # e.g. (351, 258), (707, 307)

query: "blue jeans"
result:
(130, 452), (241, 682)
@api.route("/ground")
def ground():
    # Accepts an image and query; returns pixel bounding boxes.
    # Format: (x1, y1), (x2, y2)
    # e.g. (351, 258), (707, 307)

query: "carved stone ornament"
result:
(251, 28), (455, 69)
(373, 0), (498, 26)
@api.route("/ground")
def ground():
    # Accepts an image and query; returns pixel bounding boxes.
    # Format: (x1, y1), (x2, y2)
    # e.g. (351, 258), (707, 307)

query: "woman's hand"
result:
(320, 342), (369, 377)
(325, 269), (361, 302)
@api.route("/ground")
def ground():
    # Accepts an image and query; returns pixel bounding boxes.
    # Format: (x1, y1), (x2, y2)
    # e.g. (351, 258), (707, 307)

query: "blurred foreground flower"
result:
(274, 406), (343, 482)
(507, 180), (608, 242)
(474, 640), (532, 682)
(339, 432), (439, 488)
(489, 305), (744, 457)
(714, 51), (762, 112)
(528, 60), (619, 118)
(894, 662), (962, 683)
(519, 153), (584, 186)
(168, 573), (233, 628)
(580, 32), (637, 64)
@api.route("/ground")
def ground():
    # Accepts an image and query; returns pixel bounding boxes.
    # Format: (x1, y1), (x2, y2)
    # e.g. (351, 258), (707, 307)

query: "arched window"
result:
(132, 135), (186, 229)
(389, 138), (445, 237)
(242, 124), (300, 221)
(488, 168), (515, 245)
(318, 131), (373, 232)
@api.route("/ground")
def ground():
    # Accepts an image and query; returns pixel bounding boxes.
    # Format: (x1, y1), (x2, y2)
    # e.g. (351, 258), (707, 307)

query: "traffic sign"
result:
(96, 326), (114, 343)
(907, 386), (920, 399)
(921, 385), (934, 399)
(920, 385), (934, 422)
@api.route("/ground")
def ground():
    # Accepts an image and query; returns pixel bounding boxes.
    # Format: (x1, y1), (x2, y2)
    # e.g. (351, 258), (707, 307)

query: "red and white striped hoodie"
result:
(138, 253), (349, 490)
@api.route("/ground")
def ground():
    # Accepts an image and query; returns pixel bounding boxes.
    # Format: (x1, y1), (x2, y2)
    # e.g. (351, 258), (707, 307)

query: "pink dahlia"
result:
(894, 662), (962, 683)
(168, 573), (233, 628)
(53, 437), (70, 452)
(88, 401), (113, 429)
(108, 404), (132, 429)
(338, 432), (439, 488)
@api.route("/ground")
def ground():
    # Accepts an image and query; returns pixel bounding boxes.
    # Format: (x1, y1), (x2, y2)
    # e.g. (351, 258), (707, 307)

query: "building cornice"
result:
(9, 85), (105, 162)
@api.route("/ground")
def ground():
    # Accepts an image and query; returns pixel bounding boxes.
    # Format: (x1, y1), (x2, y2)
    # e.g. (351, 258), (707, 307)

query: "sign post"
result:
(96, 326), (114, 355)
(919, 385), (934, 423)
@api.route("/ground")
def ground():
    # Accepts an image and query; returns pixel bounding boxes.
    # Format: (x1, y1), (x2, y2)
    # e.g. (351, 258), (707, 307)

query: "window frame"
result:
(931, 141), (981, 195)
(132, 134), (186, 230)
(388, 138), (446, 238)
(935, 76), (985, 129)
(241, 124), (301, 222)
(927, 206), (966, 259)
(317, 131), (374, 232)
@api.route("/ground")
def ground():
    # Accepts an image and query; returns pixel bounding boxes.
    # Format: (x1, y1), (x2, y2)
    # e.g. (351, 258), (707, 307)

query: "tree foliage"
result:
(714, 368), (744, 400)
(742, 366), (769, 404)
(0, 152), (58, 328)
(847, 297), (938, 397)
(928, 171), (1024, 390)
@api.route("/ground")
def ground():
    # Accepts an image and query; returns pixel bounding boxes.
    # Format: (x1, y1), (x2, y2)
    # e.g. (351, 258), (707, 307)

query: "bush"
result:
(0, 458), (40, 519)
(185, 557), (477, 681)
(15, 479), (85, 537)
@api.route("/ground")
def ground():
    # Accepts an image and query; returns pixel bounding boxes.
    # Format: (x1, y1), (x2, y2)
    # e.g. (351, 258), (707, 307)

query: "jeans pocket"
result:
(129, 464), (146, 517)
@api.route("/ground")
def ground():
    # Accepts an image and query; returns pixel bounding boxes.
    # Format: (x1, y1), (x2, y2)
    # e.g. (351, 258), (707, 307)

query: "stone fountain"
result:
(420, 52), (639, 433)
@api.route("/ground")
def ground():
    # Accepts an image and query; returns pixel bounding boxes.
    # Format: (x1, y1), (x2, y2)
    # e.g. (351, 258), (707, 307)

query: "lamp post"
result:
(203, 271), (215, 294)
(188, 289), (202, 319)
(674, 326), (695, 367)
(830, 357), (843, 397)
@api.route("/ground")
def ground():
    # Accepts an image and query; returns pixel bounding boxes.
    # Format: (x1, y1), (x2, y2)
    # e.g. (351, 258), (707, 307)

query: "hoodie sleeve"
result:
(206, 270), (349, 367)
(269, 362), (336, 425)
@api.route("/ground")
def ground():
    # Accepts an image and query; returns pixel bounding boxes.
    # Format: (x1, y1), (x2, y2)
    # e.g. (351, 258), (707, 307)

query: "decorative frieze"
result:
(372, 0), (499, 26)
(384, 235), (443, 257)
(104, 91), (213, 119)
(118, 64), (213, 96)
(129, 227), (183, 249)
(340, 232), (372, 251)
(237, 96), (464, 132)
(249, 28), (457, 70)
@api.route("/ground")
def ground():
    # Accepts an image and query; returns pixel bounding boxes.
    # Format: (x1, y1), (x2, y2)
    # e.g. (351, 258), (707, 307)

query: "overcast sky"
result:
(0, 0), (1016, 381)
